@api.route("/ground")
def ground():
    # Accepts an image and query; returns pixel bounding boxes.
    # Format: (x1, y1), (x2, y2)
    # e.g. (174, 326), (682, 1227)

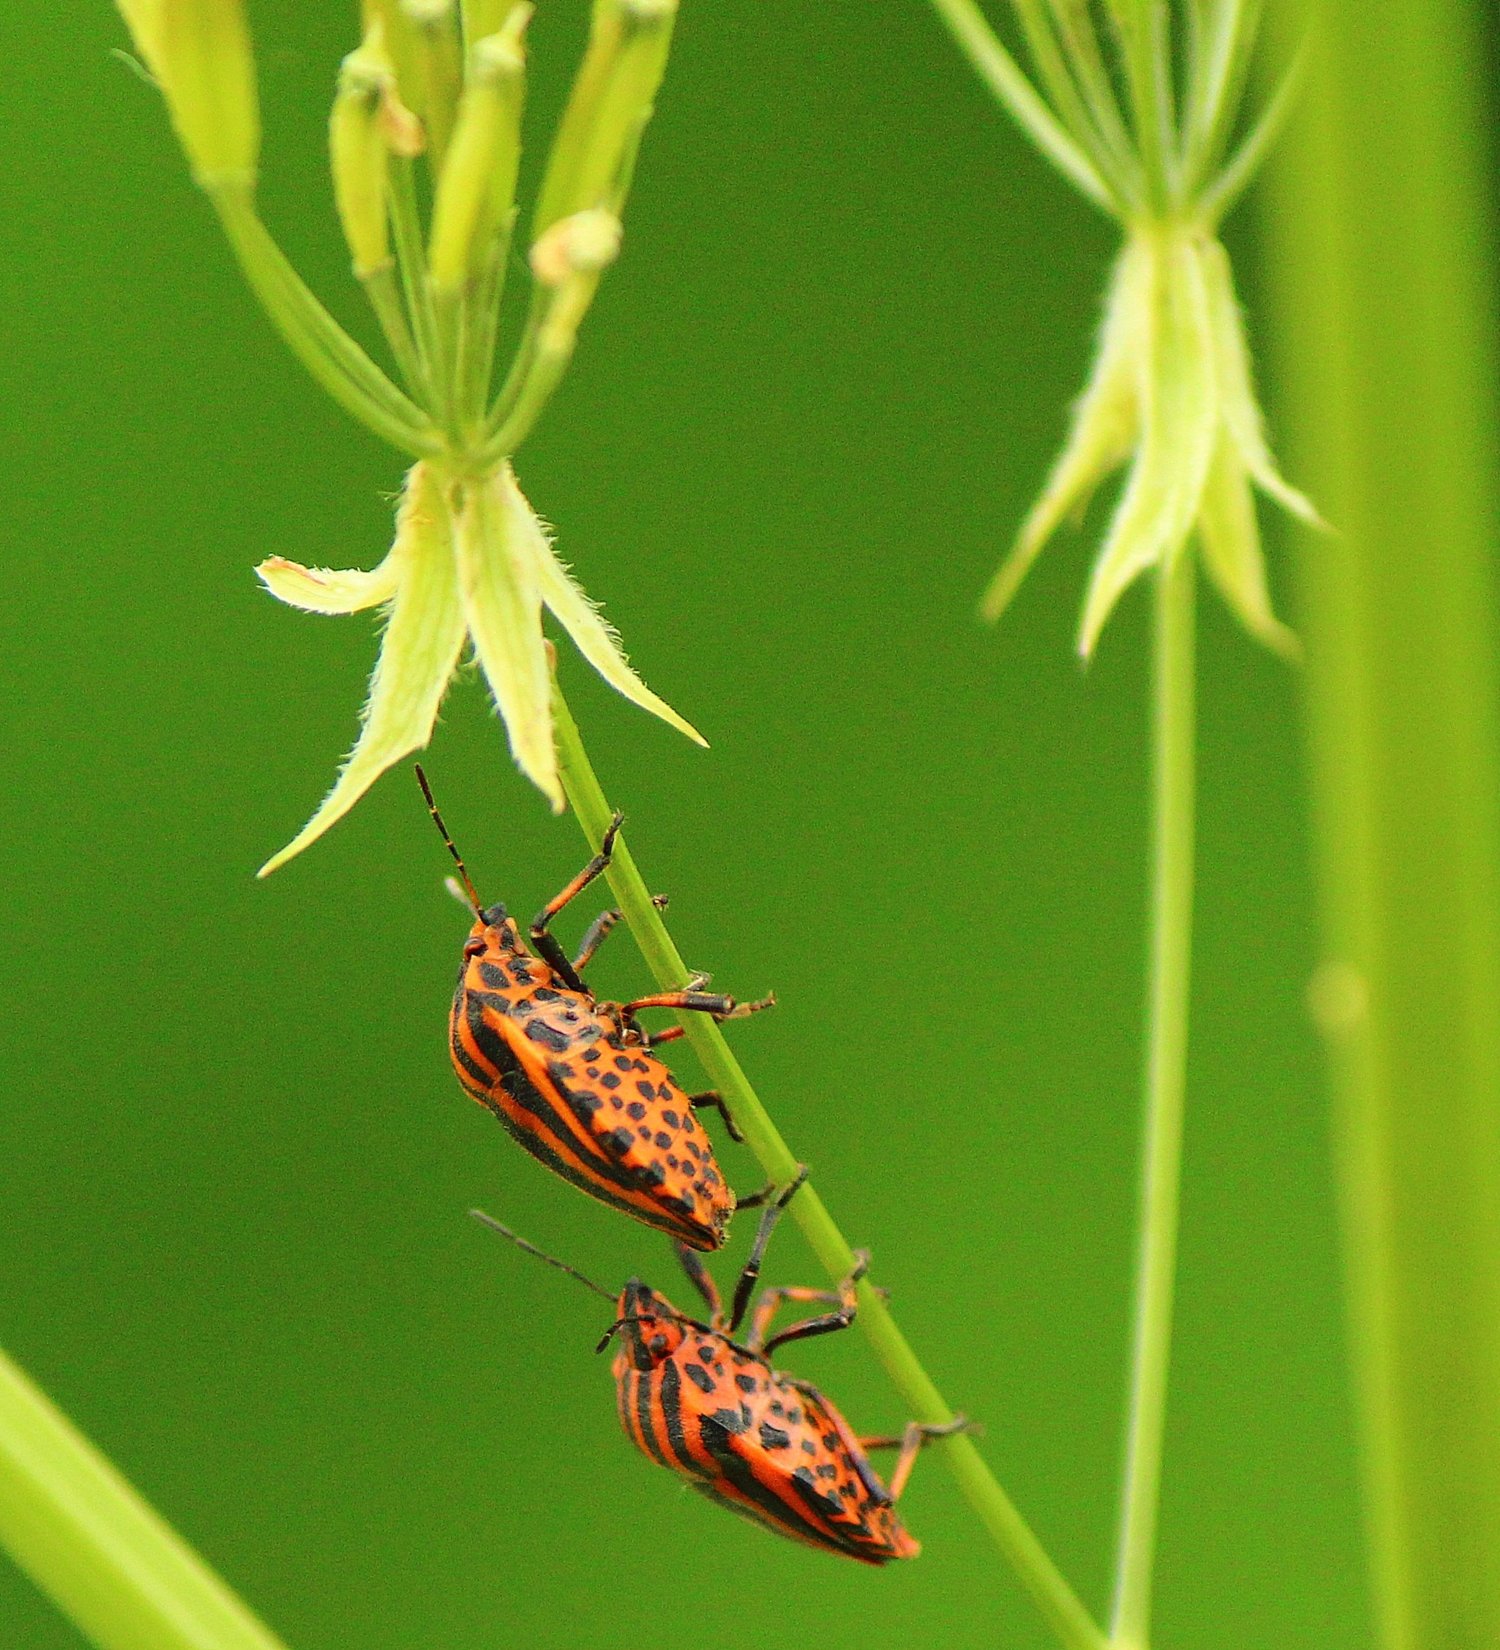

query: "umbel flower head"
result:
(114, 0), (696, 872)
(932, 0), (1320, 654)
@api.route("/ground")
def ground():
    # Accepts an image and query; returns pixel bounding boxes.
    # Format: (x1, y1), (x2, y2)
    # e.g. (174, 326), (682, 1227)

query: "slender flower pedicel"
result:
(113, 0), (703, 873)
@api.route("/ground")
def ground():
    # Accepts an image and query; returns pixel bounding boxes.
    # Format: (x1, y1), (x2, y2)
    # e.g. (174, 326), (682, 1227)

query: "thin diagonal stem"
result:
(550, 682), (1106, 1650)
(1110, 549), (1196, 1650)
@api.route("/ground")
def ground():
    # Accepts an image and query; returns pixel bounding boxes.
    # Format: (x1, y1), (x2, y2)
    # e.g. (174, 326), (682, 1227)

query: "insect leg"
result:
(675, 1241), (723, 1318)
(727, 1167), (809, 1335)
(861, 1416), (976, 1502)
(623, 990), (776, 1020)
(686, 1090), (745, 1144)
(572, 895), (668, 973)
(571, 908), (622, 972)
(757, 1251), (870, 1356)
(536, 813), (624, 933)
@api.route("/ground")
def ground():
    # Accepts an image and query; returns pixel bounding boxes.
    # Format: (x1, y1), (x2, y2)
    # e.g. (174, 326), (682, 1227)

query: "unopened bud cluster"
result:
(114, 0), (701, 871)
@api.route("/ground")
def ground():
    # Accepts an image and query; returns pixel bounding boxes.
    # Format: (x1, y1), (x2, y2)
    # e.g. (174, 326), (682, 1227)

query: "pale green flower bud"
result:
(116, 0), (260, 186)
(533, 0), (677, 237)
(402, 0), (464, 168)
(330, 26), (402, 280)
(428, 9), (531, 294)
(530, 209), (623, 359)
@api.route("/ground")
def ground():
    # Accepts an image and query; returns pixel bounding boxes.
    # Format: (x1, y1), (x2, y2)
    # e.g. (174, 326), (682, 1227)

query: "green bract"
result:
(113, 0), (698, 872)
(932, 0), (1318, 655)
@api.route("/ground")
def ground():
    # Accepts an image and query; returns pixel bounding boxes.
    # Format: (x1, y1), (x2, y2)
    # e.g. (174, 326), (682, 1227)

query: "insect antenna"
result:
(470, 1209), (617, 1303)
(414, 764), (484, 916)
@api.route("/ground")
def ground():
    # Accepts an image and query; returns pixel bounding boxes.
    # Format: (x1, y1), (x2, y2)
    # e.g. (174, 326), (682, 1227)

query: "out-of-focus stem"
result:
(1264, 2), (1500, 1646)
(1110, 550), (1196, 1650)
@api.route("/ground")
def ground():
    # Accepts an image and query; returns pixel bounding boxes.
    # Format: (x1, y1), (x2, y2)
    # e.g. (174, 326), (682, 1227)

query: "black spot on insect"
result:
(801, 1439), (817, 1455)
(817, 1462), (838, 1480)
(683, 1363), (715, 1394)
(787, 1409), (802, 1425)
(610, 1097), (623, 1109)
(696, 1345), (716, 1362)
(684, 1139), (703, 1160)
(661, 1109), (680, 1128)
(525, 1020), (571, 1052)
(793, 1466), (818, 1488)
(632, 1059), (650, 1072)
(710, 1406), (747, 1435)
(759, 1423), (791, 1450)
(603, 1127), (634, 1156)
(614, 1055), (634, 1072)
(626, 1101), (647, 1120)
(822, 1432), (839, 1450)
(735, 1374), (758, 1394)
(636, 1080), (657, 1100)
(569, 1092), (602, 1119)
(649, 1333), (669, 1356)
(637, 1126), (651, 1140)
(478, 962), (510, 989)
(769, 1401), (784, 1416)
(583, 1047), (602, 1061)
(532, 987), (561, 1002)
(586, 1067), (601, 1079)
(703, 1170), (720, 1188)
(601, 1073), (622, 1090)
(654, 1131), (672, 1150)
(640, 1163), (667, 1188)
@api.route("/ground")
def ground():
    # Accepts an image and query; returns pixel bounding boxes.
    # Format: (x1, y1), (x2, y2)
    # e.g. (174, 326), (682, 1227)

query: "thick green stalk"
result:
(1264, 3), (1500, 1649)
(1110, 550), (1196, 1650)
(0, 1346), (288, 1650)
(550, 683), (1106, 1650)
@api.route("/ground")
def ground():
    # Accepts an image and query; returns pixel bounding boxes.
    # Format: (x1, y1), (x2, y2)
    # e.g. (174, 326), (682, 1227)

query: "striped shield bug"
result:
(472, 1174), (972, 1564)
(417, 767), (772, 1251)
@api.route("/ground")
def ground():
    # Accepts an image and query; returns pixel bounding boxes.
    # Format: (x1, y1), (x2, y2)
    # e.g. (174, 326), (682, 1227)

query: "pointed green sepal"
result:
(454, 467), (562, 809)
(506, 464), (706, 747)
(258, 463), (467, 876)
(981, 242), (1145, 622)
(1076, 231), (1218, 656)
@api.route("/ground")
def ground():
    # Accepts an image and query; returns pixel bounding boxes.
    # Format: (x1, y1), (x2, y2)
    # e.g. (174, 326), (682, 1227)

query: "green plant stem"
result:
(1110, 550), (1195, 1650)
(1264, 3), (1500, 1647)
(0, 1345), (288, 1650)
(550, 680), (1106, 1650)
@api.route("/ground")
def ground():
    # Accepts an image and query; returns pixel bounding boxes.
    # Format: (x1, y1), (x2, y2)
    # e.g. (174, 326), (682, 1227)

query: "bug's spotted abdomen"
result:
(449, 925), (735, 1251)
(612, 1295), (920, 1565)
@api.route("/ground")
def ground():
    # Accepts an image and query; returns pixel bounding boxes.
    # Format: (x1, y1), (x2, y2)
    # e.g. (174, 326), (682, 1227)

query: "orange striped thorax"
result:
(611, 1281), (921, 1565)
(450, 904), (736, 1251)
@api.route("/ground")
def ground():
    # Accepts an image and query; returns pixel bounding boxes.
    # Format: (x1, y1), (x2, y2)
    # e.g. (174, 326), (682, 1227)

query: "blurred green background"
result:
(0, 4), (1366, 1647)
